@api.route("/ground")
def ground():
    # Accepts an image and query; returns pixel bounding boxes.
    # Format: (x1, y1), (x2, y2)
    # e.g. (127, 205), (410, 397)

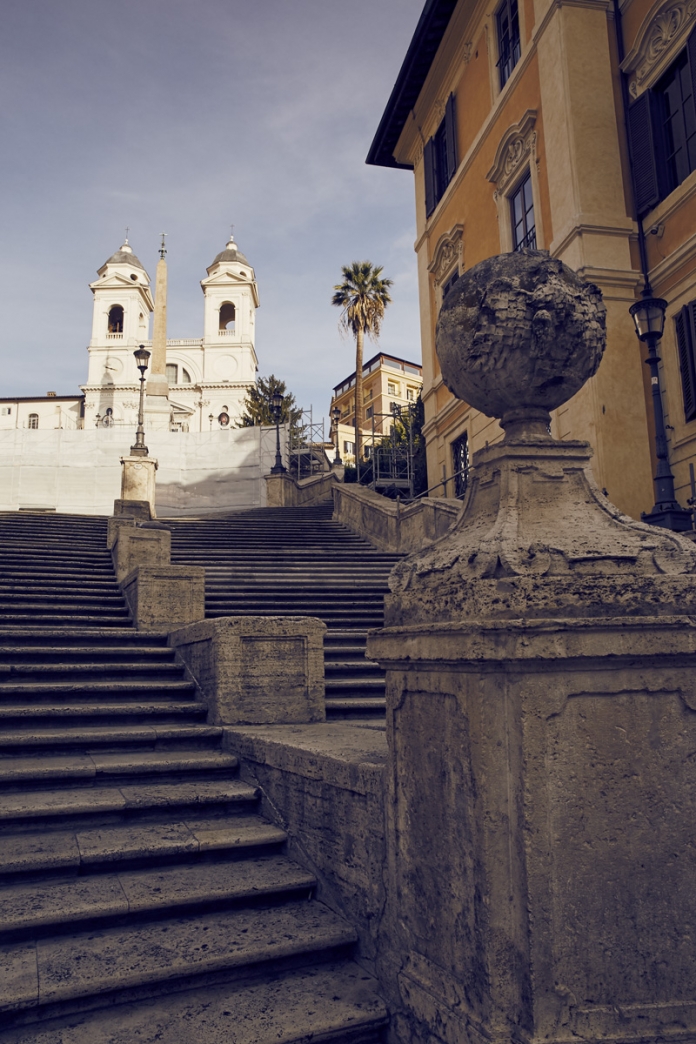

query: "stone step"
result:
(0, 646), (176, 664)
(0, 900), (357, 1022)
(0, 778), (259, 829)
(0, 702), (207, 725)
(0, 593), (126, 606)
(325, 698), (387, 718)
(0, 749), (238, 789)
(0, 617), (133, 628)
(0, 723), (222, 754)
(0, 854), (316, 941)
(0, 663), (185, 680)
(0, 814), (287, 878)
(0, 960), (387, 1044)
(0, 679), (196, 699)
(0, 629), (170, 646)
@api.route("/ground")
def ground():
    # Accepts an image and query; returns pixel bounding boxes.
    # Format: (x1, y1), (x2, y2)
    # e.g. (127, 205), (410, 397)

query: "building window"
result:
(387, 382), (399, 396)
(407, 387), (417, 401)
(28, 414), (39, 429)
(442, 270), (460, 299)
(344, 440), (355, 454)
(181, 368), (192, 384)
(675, 301), (696, 421)
(107, 305), (124, 333)
(366, 405), (374, 420)
(1, 407), (11, 416)
(166, 364), (178, 384)
(451, 431), (470, 499)
(424, 94), (458, 217)
(628, 32), (696, 216)
(497, 0), (521, 89)
(510, 172), (536, 250)
(219, 302), (236, 331)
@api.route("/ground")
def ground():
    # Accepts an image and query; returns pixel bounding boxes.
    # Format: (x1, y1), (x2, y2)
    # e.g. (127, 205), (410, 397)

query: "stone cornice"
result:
(648, 229), (696, 292)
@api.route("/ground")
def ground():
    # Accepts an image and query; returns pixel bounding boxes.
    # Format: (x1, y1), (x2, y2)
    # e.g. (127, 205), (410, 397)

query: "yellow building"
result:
(331, 352), (423, 465)
(368, 0), (696, 525)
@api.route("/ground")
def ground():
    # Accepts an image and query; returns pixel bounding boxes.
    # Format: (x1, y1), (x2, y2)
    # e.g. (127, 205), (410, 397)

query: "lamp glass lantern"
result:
(629, 297), (667, 341)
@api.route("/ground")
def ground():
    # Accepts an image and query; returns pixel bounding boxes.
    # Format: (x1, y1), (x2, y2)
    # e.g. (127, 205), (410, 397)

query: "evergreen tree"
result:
(238, 375), (303, 433)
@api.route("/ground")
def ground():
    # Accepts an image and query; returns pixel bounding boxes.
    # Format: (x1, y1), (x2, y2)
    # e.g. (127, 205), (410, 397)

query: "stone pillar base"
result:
(120, 456), (157, 516)
(121, 565), (205, 633)
(169, 616), (327, 724)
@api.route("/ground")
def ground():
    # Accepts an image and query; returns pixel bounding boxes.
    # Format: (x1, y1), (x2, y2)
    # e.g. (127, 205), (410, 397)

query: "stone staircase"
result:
(168, 504), (401, 719)
(0, 512), (387, 1042)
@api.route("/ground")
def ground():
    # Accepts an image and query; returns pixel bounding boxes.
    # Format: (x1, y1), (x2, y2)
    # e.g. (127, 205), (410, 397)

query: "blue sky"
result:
(0, 0), (424, 429)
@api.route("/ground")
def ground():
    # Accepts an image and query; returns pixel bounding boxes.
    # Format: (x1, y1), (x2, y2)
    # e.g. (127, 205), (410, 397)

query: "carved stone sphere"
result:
(436, 251), (606, 419)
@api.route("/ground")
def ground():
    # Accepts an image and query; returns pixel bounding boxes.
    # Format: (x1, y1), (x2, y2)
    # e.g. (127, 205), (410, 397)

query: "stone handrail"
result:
(265, 468), (341, 508)
(333, 483), (461, 553)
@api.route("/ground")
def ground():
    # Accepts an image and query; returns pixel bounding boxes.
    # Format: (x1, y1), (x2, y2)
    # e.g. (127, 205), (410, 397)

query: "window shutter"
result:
(688, 25), (696, 105)
(627, 92), (663, 216)
(675, 304), (696, 421)
(445, 93), (458, 182)
(424, 138), (436, 218)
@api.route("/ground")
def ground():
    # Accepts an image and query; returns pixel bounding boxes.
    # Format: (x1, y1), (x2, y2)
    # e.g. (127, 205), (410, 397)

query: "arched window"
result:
(108, 305), (124, 333)
(181, 368), (192, 384)
(219, 302), (236, 331)
(166, 364), (178, 385)
(28, 414), (39, 429)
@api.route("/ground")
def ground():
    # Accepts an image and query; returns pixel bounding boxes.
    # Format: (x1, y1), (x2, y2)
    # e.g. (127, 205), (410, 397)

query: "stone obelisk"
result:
(145, 234), (171, 429)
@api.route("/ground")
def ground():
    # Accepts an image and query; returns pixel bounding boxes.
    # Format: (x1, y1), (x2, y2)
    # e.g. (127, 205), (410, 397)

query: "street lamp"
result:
(629, 294), (692, 530)
(332, 405), (342, 465)
(131, 345), (150, 457)
(270, 389), (286, 474)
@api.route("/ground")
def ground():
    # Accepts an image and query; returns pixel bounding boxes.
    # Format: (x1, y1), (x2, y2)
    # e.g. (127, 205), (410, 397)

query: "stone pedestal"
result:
(110, 524), (171, 582)
(119, 456), (158, 516)
(367, 252), (696, 1044)
(369, 436), (696, 1044)
(169, 617), (327, 725)
(121, 565), (205, 633)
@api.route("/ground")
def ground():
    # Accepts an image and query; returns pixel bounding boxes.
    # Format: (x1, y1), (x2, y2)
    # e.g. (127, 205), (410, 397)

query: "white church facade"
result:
(0, 234), (260, 432)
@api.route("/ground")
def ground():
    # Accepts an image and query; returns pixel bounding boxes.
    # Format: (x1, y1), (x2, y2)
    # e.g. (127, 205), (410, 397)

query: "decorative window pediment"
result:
(622, 0), (696, 97)
(428, 225), (464, 287)
(486, 110), (537, 192)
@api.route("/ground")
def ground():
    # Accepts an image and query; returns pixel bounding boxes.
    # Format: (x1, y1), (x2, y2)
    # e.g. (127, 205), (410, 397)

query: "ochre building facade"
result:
(368, 0), (696, 521)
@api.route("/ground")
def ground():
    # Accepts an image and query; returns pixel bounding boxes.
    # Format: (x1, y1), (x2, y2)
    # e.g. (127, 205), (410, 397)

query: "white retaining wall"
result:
(0, 427), (284, 517)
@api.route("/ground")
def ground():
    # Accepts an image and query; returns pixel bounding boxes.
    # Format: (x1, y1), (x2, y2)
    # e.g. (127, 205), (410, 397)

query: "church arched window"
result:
(219, 302), (236, 331)
(181, 368), (192, 384)
(108, 305), (124, 333)
(28, 414), (39, 429)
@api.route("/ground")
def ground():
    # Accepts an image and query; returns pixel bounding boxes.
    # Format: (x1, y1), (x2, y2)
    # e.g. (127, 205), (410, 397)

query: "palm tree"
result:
(332, 262), (393, 472)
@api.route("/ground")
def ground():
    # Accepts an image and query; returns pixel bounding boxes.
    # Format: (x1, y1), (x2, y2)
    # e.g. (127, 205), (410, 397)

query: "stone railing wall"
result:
(265, 468), (341, 508)
(333, 483), (461, 553)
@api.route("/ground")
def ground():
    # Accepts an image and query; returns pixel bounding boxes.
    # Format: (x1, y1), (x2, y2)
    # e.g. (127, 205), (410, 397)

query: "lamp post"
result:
(270, 389), (286, 475)
(629, 294), (692, 530)
(131, 345), (150, 457)
(332, 405), (342, 465)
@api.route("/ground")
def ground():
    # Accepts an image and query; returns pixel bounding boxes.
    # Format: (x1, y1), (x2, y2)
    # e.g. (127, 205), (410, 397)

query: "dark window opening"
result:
(451, 431), (470, 499)
(497, 0), (521, 89)
(676, 302), (696, 422)
(219, 302), (236, 330)
(107, 305), (124, 333)
(424, 94), (458, 217)
(442, 270), (460, 299)
(28, 414), (39, 430)
(628, 29), (696, 216)
(510, 172), (536, 250)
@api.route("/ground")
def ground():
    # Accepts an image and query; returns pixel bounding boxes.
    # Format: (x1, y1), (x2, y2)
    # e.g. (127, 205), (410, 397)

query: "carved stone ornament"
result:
(387, 250), (696, 626)
(486, 110), (537, 192)
(428, 225), (464, 286)
(625, 0), (696, 96)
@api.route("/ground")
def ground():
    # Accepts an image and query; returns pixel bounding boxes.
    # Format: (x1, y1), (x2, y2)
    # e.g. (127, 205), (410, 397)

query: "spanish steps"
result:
(0, 506), (395, 1043)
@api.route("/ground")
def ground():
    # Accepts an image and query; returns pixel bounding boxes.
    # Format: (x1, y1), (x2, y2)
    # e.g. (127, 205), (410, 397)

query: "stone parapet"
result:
(110, 523), (171, 583)
(265, 470), (338, 508)
(333, 483), (460, 553)
(121, 565), (205, 633)
(169, 616), (327, 725)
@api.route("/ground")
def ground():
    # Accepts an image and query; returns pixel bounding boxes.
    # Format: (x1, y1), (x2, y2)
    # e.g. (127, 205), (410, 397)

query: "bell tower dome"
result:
(200, 234), (259, 388)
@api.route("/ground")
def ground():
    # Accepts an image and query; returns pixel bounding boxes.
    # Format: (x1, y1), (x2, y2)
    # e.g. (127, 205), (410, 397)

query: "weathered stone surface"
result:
(436, 250), (606, 420)
(170, 617), (327, 725)
(333, 482), (460, 553)
(121, 564), (205, 633)
(367, 251), (696, 1044)
(265, 470), (338, 508)
(110, 526), (171, 583)
(119, 456), (157, 515)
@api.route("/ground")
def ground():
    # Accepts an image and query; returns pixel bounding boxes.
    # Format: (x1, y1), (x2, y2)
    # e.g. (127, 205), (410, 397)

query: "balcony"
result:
(106, 332), (123, 340)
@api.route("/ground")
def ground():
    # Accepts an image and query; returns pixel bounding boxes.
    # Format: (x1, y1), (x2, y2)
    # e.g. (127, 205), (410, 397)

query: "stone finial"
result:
(436, 251), (606, 438)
